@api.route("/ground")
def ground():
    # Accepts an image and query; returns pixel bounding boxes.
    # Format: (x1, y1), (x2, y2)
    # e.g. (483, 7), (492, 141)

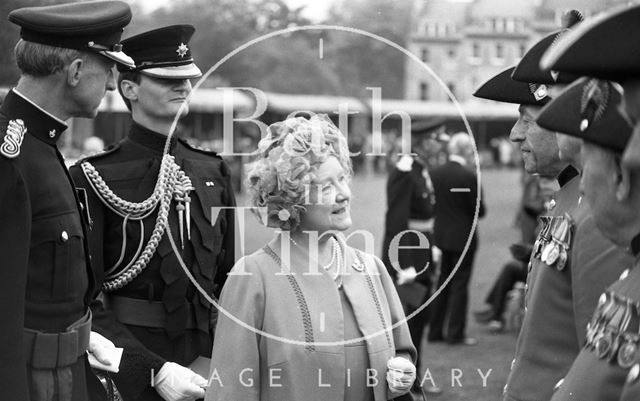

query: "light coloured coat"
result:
(205, 236), (416, 401)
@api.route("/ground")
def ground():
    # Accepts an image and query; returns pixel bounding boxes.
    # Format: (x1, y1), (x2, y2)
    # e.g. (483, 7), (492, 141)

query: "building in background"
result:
(404, 0), (631, 102)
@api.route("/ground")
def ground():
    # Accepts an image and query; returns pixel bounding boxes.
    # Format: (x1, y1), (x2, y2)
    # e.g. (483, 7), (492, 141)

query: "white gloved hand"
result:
(154, 362), (207, 401)
(396, 267), (418, 285)
(386, 356), (416, 396)
(88, 331), (116, 367)
(431, 245), (442, 265)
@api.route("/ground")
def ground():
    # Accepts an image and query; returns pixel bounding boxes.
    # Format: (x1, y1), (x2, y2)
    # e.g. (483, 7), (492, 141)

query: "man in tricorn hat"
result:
(70, 25), (236, 401)
(534, 77), (639, 401)
(0, 1), (134, 400)
(540, 3), (640, 398)
(474, 12), (630, 400)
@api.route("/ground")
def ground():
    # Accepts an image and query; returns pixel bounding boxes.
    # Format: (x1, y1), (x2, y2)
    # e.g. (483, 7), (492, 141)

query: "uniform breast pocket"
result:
(192, 176), (228, 254)
(29, 212), (88, 302)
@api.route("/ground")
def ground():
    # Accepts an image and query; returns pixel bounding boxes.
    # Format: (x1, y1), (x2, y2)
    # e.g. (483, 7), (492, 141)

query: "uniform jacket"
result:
(550, 239), (640, 401)
(0, 89), (95, 400)
(381, 156), (434, 284)
(205, 236), (416, 401)
(70, 122), (236, 400)
(505, 167), (632, 401)
(430, 158), (485, 252)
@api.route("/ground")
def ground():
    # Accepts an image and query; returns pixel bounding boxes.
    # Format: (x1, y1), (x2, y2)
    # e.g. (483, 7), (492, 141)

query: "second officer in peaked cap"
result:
(0, 1), (134, 400)
(70, 24), (236, 401)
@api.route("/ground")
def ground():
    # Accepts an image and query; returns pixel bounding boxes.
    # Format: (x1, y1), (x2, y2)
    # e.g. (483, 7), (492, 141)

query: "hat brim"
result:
(473, 67), (550, 106)
(536, 78), (630, 153)
(140, 63), (202, 79)
(101, 50), (135, 69)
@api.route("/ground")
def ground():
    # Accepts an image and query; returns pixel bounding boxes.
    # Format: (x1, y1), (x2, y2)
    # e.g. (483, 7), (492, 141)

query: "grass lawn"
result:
(236, 167), (522, 401)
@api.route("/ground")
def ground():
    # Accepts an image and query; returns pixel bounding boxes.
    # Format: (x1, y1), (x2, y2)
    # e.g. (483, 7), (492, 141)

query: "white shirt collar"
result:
(449, 154), (467, 166)
(12, 88), (68, 127)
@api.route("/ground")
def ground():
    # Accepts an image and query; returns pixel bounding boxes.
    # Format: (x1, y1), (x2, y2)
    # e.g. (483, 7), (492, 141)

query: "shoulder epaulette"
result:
(178, 138), (222, 159)
(76, 142), (121, 165)
(0, 119), (27, 159)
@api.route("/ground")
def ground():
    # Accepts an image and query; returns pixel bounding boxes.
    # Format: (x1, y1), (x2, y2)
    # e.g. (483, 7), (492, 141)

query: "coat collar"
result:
(128, 121), (178, 156)
(2, 89), (68, 145)
(557, 165), (580, 187)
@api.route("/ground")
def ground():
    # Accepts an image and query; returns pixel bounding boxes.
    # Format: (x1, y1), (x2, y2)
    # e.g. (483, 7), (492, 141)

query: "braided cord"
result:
(82, 155), (194, 291)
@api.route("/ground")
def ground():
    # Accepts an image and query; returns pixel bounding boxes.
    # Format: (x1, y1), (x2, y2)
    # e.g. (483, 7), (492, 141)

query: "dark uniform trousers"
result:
(0, 90), (103, 401)
(504, 167), (632, 401)
(381, 157), (434, 375)
(70, 122), (236, 401)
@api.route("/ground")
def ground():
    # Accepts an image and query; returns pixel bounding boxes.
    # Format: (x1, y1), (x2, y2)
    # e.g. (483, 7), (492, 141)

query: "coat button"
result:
(61, 230), (69, 242)
(511, 359), (516, 370)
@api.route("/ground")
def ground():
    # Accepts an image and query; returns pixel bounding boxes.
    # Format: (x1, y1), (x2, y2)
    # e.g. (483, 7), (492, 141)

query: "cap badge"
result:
(0, 119), (27, 159)
(580, 79), (610, 132)
(176, 43), (188, 58)
(530, 84), (548, 102)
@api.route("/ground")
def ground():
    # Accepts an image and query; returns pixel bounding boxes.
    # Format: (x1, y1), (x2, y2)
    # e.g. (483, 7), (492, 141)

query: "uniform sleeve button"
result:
(61, 230), (69, 242)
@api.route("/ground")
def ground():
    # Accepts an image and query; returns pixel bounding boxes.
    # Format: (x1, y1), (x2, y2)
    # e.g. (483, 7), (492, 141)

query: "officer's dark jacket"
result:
(0, 90), (94, 400)
(70, 122), (236, 400)
(430, 159), (485, 252)
(381, 157), (434, 283)
(505, 166), (632, 401)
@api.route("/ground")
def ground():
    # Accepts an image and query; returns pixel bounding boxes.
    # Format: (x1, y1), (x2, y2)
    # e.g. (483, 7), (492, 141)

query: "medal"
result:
(541, 242), (553, 264)
(618, 338), (639, 368)
(556, 246), (568, 270)
(595, 331), (613, 359)
(546, 242), (560, 266)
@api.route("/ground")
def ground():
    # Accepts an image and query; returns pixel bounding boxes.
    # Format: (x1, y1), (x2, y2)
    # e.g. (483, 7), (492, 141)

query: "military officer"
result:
(69, 25), (236, 401)
(473, 16), (631, 399)
(381, 119), (441, 396)
(0, 2), (134, 400)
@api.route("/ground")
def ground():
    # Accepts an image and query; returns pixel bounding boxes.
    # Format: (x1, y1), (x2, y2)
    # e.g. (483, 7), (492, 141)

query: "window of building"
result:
(437, 22), (447, 37)
(447, 82), (456, 98)
(495, 18), (504, 33)
(472, 42), (481, 58)
(448, 47), (456, 59)
(427, 23), (436, 37)
(519, 43), (527, 58)
(506, 18), (515, 33)
(419, 82), (429, 101)
(421, 48), (429, 62)
(495, 42), (504, 59)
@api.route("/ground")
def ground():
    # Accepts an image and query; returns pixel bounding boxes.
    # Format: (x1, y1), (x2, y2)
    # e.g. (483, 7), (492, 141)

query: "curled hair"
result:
(246, 114), (352, 230)
(14, 40), (85, 77)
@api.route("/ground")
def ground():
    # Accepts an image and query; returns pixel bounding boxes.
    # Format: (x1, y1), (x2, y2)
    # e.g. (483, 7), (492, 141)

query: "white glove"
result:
(88, 331), (122, 372)
(431, 245), (442, 265)
(396, 267), (418, 285)
(154, 362), (207, 401)
(386, 356), (416, 396)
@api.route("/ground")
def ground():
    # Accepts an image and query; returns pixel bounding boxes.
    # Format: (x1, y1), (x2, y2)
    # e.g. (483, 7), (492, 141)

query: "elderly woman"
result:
(205, 114), (416, 401)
